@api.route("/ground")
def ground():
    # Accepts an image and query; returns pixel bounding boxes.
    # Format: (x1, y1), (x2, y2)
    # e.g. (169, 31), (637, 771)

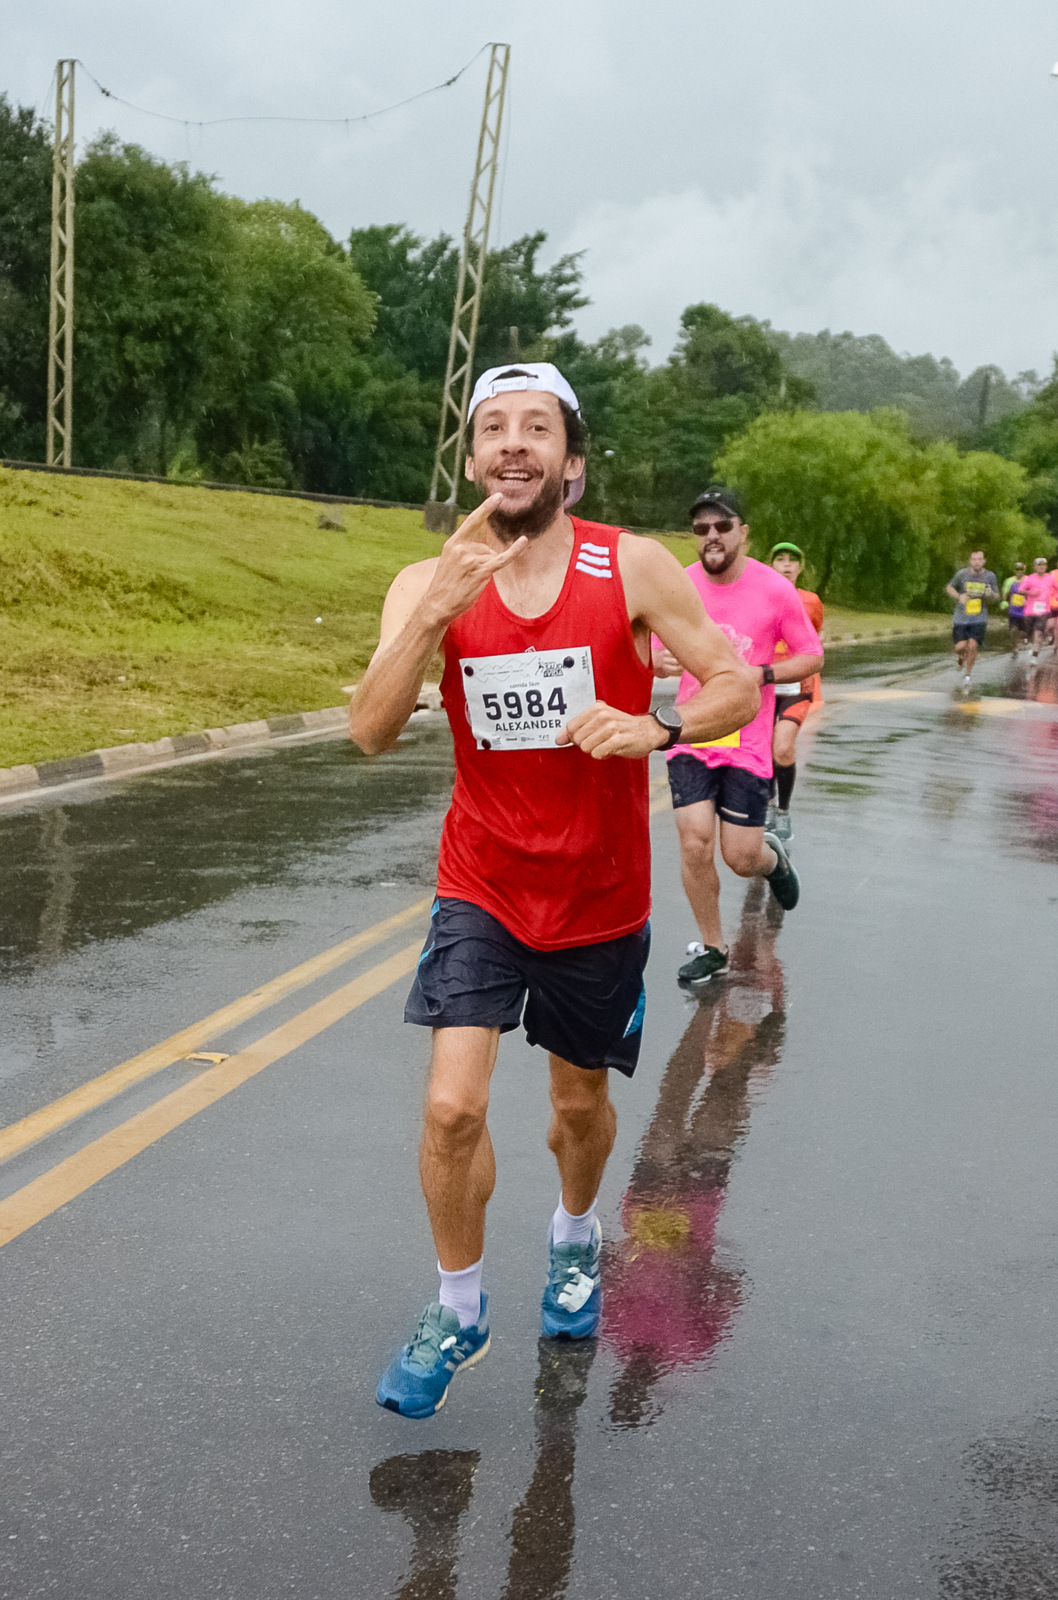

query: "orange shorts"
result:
(774, 673), (821, 727)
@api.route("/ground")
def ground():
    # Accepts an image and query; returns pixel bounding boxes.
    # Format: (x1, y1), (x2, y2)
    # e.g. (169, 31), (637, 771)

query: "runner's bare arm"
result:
(768, 651), (823, 684)
(350, 494), (525, 754)
(558, 535), (759, 761)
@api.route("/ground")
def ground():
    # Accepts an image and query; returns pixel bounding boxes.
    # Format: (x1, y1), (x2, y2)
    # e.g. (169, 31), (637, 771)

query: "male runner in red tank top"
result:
(351, 363), (758, 1418)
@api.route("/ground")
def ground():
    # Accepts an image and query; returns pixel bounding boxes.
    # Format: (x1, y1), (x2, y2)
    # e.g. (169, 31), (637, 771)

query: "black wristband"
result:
(762, 664), (775, 686)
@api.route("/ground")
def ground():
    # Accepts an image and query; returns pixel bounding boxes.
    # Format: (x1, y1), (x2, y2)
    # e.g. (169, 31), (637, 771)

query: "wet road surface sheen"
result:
(1, 640), (1057, 1598)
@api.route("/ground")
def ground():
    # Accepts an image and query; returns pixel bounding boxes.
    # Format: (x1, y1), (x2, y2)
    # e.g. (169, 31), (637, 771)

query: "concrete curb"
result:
(0, 685), (447, 804)
(0, 706), (347, 801)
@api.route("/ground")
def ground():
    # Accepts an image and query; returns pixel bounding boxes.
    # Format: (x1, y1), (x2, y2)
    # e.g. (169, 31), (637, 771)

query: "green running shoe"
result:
(763, 832), (800, 910)
(678, 941), (729, 986)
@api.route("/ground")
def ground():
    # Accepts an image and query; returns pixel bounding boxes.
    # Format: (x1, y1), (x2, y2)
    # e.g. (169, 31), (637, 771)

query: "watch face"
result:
(656, 705), (682, 731)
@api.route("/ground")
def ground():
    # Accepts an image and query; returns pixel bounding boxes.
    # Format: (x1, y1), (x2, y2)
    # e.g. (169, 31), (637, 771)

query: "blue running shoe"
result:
(376, 1294), (490, 1419)
(541, 1221), (602, 1340)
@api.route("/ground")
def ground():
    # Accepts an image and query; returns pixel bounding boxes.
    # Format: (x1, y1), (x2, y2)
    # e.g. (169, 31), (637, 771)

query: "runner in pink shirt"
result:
(1019, 558), (1054, 662)
(653, 486), (822, 987)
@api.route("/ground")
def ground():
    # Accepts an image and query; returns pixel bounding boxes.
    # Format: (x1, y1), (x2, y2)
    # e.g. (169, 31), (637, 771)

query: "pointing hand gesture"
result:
(422, 495), (529, 628)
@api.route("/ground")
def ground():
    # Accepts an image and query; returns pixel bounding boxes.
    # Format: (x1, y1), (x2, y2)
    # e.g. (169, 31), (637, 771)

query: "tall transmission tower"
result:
(424, 42), (510, 534)
(46, 59), (76, 468)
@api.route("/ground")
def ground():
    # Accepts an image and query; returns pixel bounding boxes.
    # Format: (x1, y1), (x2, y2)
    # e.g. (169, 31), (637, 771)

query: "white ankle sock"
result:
(552, 1196), (597, 1247)
(438, 1258), (483, 1329)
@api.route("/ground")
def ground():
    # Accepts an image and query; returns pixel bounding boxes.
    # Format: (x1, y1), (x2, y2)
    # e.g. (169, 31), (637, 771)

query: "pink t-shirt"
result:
(666, 556), (822, 779)
(1018, 572), (1054, 616)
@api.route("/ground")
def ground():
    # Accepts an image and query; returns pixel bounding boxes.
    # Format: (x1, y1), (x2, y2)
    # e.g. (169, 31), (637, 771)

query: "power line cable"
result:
(75, 45), (492, 130)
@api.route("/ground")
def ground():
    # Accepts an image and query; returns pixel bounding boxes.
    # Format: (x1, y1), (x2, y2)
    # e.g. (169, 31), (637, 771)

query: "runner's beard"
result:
(700, 544), (738, 575)
(477, 463), (567, 543)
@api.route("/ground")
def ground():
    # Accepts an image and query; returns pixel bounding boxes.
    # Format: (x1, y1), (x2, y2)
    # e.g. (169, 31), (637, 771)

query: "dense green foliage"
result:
(717, 410), (1047, 607)
(0, 91), (1048, 609)
(990, 364), (1058, 548)
(0, 98), (51, 460)
(768, 327), (1034, 443)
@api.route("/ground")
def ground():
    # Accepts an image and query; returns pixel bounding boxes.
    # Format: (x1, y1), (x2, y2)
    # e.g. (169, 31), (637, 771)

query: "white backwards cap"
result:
(467, 362), (585, 507)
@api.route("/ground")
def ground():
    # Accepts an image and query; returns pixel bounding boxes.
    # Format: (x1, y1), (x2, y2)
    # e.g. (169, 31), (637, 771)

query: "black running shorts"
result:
(952, 620), (988, 645)
(666, 753), (771, 828)
(405, 898), (650, 1077)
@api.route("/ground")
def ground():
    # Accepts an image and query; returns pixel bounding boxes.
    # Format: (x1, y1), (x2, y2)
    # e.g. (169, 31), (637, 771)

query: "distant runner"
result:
(1001, 563), (1027, 653)
(1018, 557), (1054, 663)
(767, 541), (825, 843)
(652, 487), (822, 989)
(945, 551), (998, 689)
(350, 365), (757, 1419)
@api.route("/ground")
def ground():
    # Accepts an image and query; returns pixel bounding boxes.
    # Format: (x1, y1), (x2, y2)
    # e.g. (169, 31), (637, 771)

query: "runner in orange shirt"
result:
(766, 542), (824, 844)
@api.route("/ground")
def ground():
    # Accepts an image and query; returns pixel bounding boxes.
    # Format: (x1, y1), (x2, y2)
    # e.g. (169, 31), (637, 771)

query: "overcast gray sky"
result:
(9, 0), (1058, 377)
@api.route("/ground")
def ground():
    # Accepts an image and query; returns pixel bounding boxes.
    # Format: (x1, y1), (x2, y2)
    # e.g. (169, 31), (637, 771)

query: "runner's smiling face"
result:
(466, 390), (584, 542)
(693, 512), (749, 576)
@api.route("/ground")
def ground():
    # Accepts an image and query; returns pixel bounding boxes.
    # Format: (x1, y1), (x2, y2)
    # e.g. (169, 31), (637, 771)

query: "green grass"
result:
(0, 468), (443, 767)
(0, 470), (950, 768)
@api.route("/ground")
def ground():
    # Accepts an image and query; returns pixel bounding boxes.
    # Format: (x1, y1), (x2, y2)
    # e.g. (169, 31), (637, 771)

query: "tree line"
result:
(2, 94), (1056, 607)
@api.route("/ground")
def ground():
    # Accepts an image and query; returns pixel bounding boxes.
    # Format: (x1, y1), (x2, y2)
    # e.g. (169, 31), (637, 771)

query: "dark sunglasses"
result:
(693, 517), (735, 534)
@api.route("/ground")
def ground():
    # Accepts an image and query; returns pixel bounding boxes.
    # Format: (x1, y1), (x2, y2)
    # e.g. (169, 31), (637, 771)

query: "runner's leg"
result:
(772, 717), (798, 818)
(718, 821), (777, 881)
(674, 800), (724, 950)
(963, 636), (979, 674)
(547, 1056), (616, 1215)
(420, 1026), (499, 1271)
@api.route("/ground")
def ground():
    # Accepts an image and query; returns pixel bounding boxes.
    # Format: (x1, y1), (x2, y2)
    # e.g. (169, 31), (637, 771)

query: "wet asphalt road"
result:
(1, 636), (1057, 1600)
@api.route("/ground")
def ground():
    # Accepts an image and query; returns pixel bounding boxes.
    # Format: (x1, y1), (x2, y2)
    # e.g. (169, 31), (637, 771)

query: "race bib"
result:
(1034, 601), (1047, 615)
(1010, 594), (1025, 610)
(461, 646), (596, 750)
(964, 599), (982, 616)
(774, 683), (802, 696)
(691, 730), (741, 749)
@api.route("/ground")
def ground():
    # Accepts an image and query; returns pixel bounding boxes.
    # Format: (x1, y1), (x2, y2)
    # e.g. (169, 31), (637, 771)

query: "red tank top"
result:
(436, 517), (654, 950)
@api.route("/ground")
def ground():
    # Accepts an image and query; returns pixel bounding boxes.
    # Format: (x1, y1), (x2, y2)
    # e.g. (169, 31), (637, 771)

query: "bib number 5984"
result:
(481, 687), (568, 722)
(461, 646), (595, 750)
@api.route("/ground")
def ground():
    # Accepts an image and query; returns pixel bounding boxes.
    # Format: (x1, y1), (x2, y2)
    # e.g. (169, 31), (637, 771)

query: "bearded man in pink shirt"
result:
(653, 487), (823, 987)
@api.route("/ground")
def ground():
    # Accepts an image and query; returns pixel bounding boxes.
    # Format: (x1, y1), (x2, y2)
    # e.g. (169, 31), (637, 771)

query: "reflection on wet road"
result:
(606, 881), (783, 1430)
(2, 637), (1058, 1599)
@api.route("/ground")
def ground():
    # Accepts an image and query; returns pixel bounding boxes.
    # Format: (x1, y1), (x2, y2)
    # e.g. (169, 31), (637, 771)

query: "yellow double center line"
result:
(0, 897), (433, 1166)
(0, 901), (432, 1251)
(1, 788), (676, 1253)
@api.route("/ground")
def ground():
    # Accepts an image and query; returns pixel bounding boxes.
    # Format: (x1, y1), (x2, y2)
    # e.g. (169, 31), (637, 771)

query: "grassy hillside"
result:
(0, 468), (443, 766)
(0, 468), (950, 768)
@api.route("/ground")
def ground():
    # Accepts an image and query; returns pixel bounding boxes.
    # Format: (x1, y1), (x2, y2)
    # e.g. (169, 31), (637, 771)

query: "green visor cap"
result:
(770, 541), (805, 561)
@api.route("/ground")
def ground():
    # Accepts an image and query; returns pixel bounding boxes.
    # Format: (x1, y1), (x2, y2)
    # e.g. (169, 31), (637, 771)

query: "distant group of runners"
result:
(350, 361), (825, 1418)
(1001, 557), (1058, 660)
(948, 550), (1058, 685)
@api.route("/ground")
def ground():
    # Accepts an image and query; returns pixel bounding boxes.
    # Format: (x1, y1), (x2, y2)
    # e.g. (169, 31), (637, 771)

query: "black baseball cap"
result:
(689, 485), (742, 522)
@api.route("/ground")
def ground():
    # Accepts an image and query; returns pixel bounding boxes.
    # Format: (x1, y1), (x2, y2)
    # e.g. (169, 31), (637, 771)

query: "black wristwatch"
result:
(761, 664), (775, 685)
(652, 704), (683, 750)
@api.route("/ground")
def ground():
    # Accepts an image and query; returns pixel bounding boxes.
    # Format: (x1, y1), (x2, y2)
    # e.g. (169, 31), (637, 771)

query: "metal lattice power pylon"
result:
(46, 59), (76, 468)
(424, 43), (510, 534)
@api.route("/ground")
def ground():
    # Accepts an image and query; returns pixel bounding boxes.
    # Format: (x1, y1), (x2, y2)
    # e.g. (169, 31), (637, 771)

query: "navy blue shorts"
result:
(952, 621), (988, 644)
(666, 753), (771, 828)
(405, 898), (650, 1077)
